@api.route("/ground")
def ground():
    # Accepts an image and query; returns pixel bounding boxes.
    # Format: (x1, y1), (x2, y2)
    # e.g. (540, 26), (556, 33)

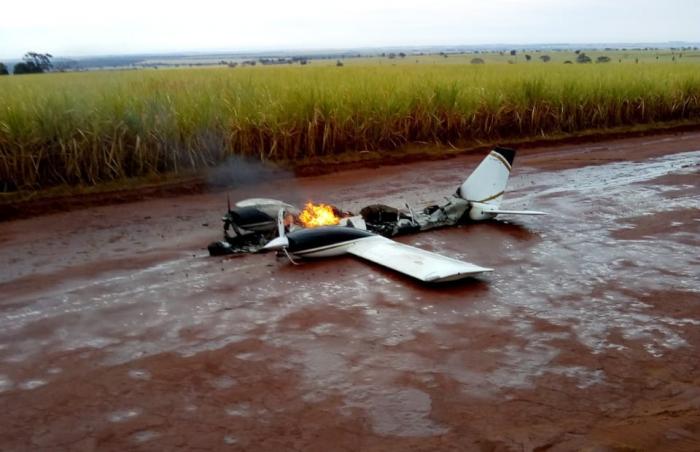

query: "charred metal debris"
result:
(207, 196), (471, 256)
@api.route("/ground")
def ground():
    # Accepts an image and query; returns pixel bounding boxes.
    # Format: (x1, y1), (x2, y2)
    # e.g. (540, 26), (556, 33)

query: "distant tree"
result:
(539, 55), (551, 62)
(0, 63), (8, 75)
(398, 52), (406, 58)
(510, 49), (517, 56)
(12, 63), (31, 74)
(336, 59), (344, 67)
(635, 57), (639, 64)
(388, 52), (396, 59)
(563, 60), (573, 64)
(470, 57), (485, 64)
(525, 54), (532, 61)
(596, 55), (611, 63)
(13, 52), (53, 74)
(576, 53), (592, 63)
(574, 49), (581, 54)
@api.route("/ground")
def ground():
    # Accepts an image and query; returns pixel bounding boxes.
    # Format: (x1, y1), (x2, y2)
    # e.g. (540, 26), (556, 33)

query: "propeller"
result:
(263, 208), (298, 265)
(277, 206), (285, 239)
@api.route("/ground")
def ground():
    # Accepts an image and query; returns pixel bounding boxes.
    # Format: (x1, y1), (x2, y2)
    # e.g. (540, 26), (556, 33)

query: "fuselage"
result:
(285, 226), (376, 258)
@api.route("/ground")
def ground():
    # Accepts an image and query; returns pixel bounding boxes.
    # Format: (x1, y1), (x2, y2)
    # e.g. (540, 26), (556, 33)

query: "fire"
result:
(298, 202), (340, 228)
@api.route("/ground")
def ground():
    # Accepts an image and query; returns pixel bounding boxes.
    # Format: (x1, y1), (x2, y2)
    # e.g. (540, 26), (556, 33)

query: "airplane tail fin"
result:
(457, 147), (515, 207)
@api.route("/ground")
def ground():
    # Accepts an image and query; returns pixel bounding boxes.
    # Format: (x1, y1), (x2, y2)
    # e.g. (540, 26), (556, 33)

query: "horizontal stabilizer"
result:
(486, 209), (547, 216)
(469, 201), (547, 220)
(348, 236), (492, 283)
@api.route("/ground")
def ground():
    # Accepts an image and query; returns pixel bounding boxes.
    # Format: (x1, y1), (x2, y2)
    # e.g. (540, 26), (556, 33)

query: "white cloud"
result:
(0, 0), (698, 58)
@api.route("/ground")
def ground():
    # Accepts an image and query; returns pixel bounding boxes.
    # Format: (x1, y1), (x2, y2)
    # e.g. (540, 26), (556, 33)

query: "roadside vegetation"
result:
(1, 53), (700, 192)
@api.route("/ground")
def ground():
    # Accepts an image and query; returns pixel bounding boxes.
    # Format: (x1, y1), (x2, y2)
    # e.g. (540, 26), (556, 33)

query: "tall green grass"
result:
(1, 63), (699, 190)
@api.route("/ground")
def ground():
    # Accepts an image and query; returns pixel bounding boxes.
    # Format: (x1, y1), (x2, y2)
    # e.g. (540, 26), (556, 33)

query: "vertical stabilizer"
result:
(458, 147), (515, 206)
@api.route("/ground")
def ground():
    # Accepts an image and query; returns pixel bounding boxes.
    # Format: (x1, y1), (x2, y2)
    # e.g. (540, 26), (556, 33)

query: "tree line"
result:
(0, 52), (53, 75)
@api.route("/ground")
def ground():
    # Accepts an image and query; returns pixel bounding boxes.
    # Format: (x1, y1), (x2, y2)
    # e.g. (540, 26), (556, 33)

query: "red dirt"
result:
(1, 132), (699, 451)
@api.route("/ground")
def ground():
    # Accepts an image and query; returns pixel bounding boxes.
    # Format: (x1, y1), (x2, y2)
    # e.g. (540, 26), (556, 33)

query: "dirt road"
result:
(1, 132), (699, 451)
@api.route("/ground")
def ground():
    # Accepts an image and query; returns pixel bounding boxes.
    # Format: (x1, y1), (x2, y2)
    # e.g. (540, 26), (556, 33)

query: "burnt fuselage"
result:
(225, 207), (277, 234)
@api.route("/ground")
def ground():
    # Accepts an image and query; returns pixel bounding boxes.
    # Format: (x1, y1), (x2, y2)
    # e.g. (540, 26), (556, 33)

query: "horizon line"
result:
(3, 40), (700, 61)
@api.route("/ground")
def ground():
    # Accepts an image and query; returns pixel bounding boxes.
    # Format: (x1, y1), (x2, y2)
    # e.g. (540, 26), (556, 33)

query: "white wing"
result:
(347, 236), (492, 283)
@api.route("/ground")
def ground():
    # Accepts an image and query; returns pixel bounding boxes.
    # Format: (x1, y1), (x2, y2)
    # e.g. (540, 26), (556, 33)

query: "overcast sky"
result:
(1, 0), (699, 59)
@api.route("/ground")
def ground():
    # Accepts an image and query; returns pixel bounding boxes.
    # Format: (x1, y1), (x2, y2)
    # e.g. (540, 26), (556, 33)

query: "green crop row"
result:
(1, 63), (699, 190)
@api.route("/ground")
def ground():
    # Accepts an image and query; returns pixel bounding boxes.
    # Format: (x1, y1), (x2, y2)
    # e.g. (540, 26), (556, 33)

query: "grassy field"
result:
(328, 49), (700, 66)
(1, 55), (700, 191)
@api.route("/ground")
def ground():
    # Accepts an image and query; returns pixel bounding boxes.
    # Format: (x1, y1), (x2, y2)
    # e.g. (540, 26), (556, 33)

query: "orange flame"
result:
(298, 202), (340, 228)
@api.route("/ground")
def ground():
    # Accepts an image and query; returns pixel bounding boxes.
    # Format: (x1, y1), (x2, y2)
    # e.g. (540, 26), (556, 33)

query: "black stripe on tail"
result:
(494, 146), (516, 166)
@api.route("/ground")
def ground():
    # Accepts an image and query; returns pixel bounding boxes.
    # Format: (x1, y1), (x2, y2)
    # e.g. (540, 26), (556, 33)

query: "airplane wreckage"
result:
(208, 147), (545, 283)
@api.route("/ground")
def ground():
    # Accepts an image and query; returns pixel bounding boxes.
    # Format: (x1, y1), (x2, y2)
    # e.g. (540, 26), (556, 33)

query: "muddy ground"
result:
(1, 132), (699, 451)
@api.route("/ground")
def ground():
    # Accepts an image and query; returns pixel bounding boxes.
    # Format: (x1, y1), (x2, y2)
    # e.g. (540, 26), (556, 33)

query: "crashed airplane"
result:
(208, 147), (545, 282)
